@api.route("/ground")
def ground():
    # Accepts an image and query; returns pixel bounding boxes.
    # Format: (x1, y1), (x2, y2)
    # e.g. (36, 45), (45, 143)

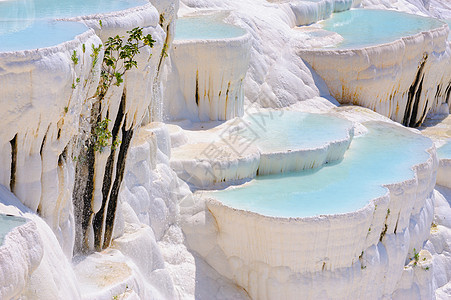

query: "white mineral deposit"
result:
(0, 0), (450, 299)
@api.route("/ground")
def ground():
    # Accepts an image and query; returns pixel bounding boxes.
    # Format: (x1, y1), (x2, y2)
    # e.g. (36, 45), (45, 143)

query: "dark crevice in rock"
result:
(157, 24), (171, 75)
(445, 82), (451, 104)
(410, 75), (425, 127)
(103, 123), (133, 249)
(58, 146), (68, 167)
(403, 54), (428, 127)
(394, 212), (400, 234)
(73, 103), (100, 254)
(195, 70), (199, 106)
(93, 92), (126, 251)
(9, 134), (17, 192)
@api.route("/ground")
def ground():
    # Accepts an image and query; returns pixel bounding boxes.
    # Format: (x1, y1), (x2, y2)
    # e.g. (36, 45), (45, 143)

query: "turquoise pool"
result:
(437, 140), (451, 159)
(0, 214), (27, 246)
(175, 15), (246, 40)
(207, 122), (432, 217)
(0, 0), (148, 20)
(0, 20), (88, 52)
(319, 9), (445, 49)
(0, 0), (148, 51)
(240, 111), (352, 152)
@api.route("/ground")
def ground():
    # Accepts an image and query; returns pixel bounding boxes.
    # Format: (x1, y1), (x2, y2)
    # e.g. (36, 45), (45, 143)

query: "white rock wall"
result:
(165, 30), (251, 121)
(0, 29), (102, 258)
(182, 133), (439, 299)
(299, 24), (451, 127)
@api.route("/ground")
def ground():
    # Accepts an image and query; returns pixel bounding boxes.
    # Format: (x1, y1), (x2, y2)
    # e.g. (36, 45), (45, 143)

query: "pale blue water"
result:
(0, 0), (147, 51)
(0, 20), (88, 51)
(208, 122), (432, 218)
(437, 140), (451, 159)
(0, 214), (27, 246)
(240, 111), (352, 152)
(319, 9), (445, 49)
(175, 15), (246, 40)
(0, 0), (148, 20)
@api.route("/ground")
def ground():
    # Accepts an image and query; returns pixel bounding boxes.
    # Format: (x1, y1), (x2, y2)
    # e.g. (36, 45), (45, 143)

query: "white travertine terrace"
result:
(287, 0), (354, 26)
(0, 28), (102, 257)
(185, 126), (439, 299)
(298, 21), (451, 127)
(1, 0), (451, 298)
(0, 217), (41, 300)
(437, 157), (451, 188)
(170, 111), (354, 188)
(437, 142), (451, 188)
(165, 14), (251, 121)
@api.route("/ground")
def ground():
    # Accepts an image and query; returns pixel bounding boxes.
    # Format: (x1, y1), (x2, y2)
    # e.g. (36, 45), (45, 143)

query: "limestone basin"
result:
(437, 140), (451, 188)
(199, 121), (437, 275)
(0, 214), (27, 246)
(170, 110), (353, 189)
(239, 110), (354, 175)
(297, 9), (451, 127)
(287, 0), (354, 26)
(0, 19), (90, 52)
(165, 13), (251, 122)
(0, 0), (148, 20)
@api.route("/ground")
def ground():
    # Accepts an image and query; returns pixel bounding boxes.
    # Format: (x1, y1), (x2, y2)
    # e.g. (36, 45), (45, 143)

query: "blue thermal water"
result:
(319, 9), (445, 49)
(175, 15), (246, 40)
(0, 214), (27, 246)
(0, 0), (148, 51)
(239, 111), (352, 152)
(0, 0), (148, 20)
(437, 140), (451, 159)
(0, 20), (88, 52)
(208, 122), (432, 218)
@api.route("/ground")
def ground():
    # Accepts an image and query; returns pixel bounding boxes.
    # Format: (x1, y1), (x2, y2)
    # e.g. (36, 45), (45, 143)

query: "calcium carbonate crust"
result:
(437, 158), (451, 188)
(298, 23), (451, 126)
(167, 30), (251, 121)
(0, 219), (42, 300)
(197, 132), (438, 298)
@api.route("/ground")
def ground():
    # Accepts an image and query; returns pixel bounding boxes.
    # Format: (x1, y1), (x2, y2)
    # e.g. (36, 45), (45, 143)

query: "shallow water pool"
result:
(437, 140), (451, 159)
(207, 122), (432, 217)
(0, 0), (148, 20)
(319, 9), (445, 49)
(239, 111), (352, 152)
(0, 20), (88, 52)
(175, 14), (246, 40)
(0, 214), (27, 246)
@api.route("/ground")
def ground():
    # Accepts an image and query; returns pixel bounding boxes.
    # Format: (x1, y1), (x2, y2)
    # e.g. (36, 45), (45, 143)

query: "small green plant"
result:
(161, 42), (169, 58)
(159, 13), (165, 27)
(92, 119), (112, 152)
(64, 106), (68, 113)
(387, 208), (390, 216)
(411, 248), (420, 267)
(96, 27), (155, 100)
(71, 50), (79, 65)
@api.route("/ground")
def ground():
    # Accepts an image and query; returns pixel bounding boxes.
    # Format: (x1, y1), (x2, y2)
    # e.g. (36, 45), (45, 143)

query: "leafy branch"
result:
(96, 27), (155, 100)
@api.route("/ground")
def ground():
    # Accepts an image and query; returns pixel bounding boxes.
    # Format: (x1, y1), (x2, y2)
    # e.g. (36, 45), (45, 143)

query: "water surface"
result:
(0, 20), (88, 51)
(437, 140), (451, 159)
(175, 15), (246, 40)
(208, 122), (432, 217)
(239, 111), (352, 152)
(0, 214), (27, 246)
(319, 9), (445, 49)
